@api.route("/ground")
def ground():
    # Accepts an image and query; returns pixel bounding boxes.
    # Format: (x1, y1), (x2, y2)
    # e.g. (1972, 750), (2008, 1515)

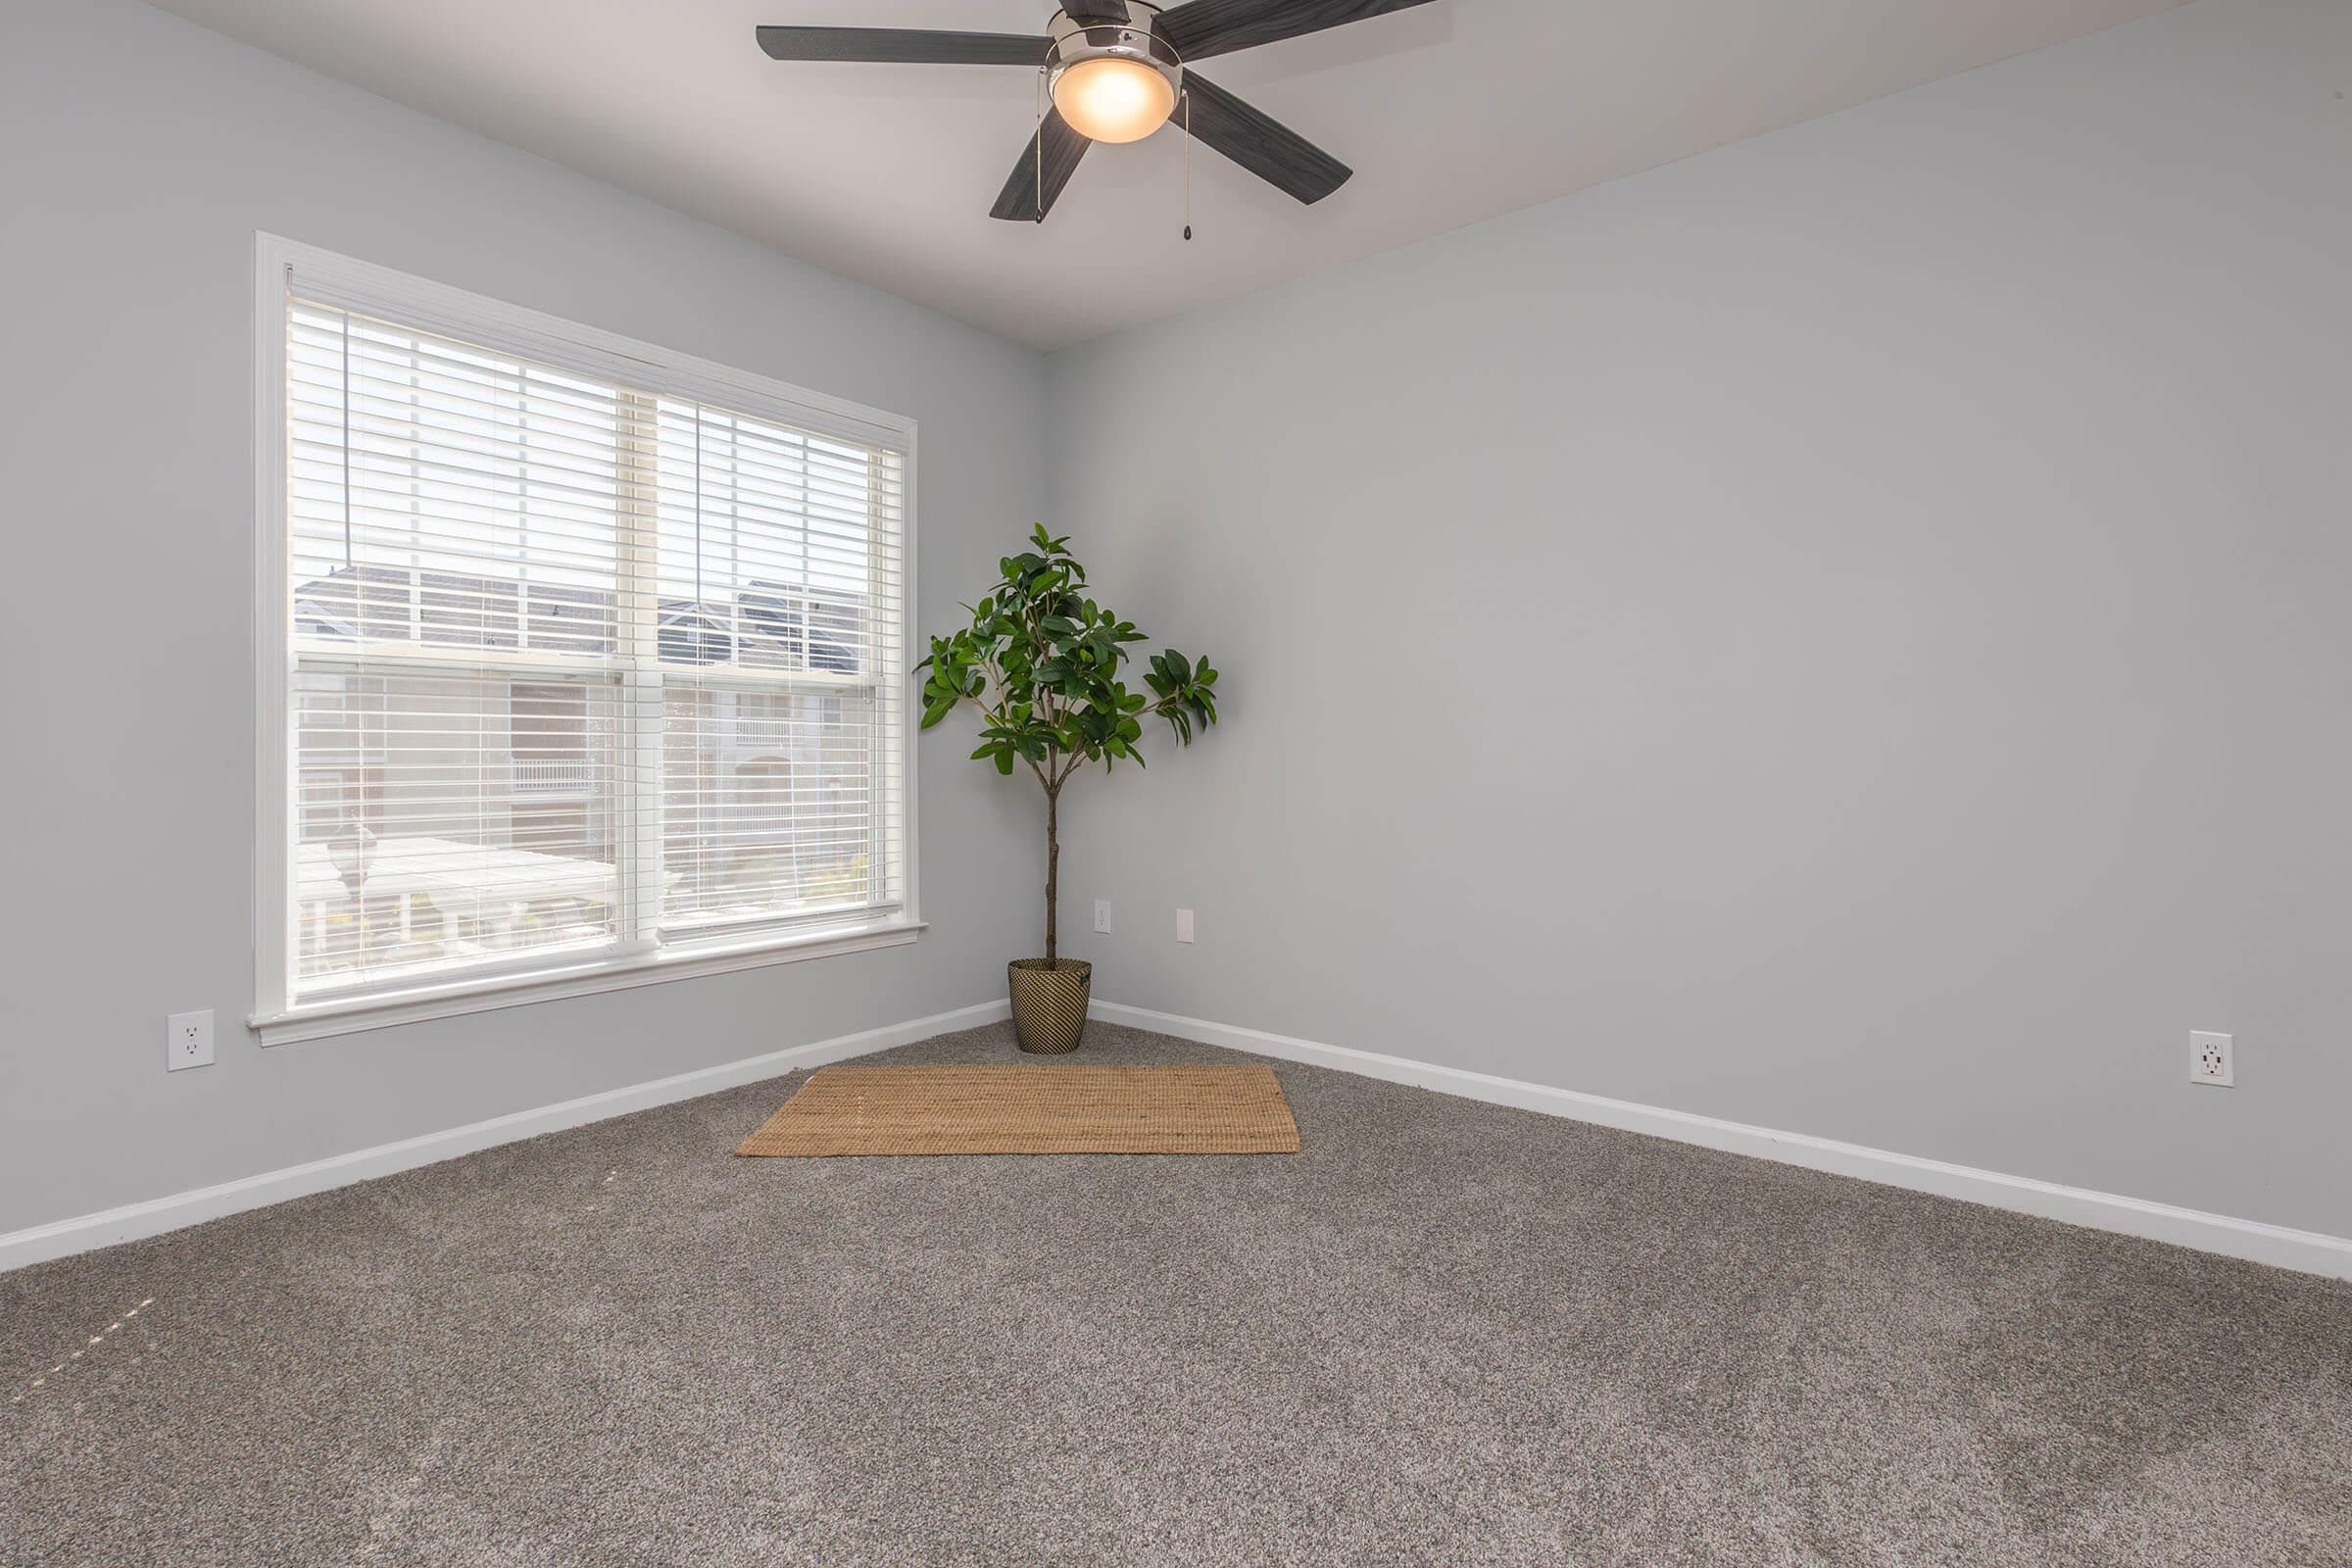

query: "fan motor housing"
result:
(1047, 4), (1183, 102)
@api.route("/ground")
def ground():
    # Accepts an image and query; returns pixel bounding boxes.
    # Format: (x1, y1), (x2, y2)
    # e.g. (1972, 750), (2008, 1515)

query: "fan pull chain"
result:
(1182, 91), (1193, 241)
(1034, 67), (1046, 222)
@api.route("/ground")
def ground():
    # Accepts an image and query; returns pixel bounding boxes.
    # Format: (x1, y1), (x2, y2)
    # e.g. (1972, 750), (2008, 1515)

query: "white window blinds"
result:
(278, 284), (908, 1008)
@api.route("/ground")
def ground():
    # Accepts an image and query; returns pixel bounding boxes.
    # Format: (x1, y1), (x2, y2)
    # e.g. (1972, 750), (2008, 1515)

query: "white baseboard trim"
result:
(1093, 1000), (2352, 1283)
(0, 999), (1009, 1275)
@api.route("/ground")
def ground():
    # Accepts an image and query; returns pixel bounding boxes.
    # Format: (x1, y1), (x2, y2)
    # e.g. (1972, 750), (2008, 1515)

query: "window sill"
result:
(249, 918), (925, 1047)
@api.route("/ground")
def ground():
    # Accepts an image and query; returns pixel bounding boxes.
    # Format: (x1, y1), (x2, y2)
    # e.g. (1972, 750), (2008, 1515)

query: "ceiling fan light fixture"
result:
(1052, 56), (1177, 143)
(1046, 7), (1182, 145)
(756, 0), (1397, 223)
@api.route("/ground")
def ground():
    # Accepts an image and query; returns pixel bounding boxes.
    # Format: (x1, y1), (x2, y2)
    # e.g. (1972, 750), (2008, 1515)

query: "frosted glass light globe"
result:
(1052, 56), (1177, 144)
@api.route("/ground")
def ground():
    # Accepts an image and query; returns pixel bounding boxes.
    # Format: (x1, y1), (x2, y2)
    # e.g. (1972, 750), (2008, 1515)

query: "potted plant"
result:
(917, 526), (1219, 1054)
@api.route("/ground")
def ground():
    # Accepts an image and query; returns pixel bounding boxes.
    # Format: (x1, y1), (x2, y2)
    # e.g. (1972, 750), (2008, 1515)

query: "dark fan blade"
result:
(1061, 2), (1132, 20)
(990, 109), (1092, 222)
(1157, 0), (1437, 62)
(755, 27), (1047, 66)
(1176, 74), (1350, 204)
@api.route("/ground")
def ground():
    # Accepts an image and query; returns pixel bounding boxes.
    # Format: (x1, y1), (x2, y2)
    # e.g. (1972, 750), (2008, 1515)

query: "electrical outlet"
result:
(1094, 899), (1111, 935)
(167, 1009), (215, 1072)
(2190, 1031), (2233, 1087)
(1175, 907), (1195, 944)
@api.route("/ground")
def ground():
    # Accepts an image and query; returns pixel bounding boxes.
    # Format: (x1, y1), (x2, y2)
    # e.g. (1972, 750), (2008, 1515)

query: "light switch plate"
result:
(1175, 907), (1195, 944)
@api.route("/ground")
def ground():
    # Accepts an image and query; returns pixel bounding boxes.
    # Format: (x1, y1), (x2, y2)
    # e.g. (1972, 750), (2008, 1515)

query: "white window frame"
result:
(249, 234), (921, 1046)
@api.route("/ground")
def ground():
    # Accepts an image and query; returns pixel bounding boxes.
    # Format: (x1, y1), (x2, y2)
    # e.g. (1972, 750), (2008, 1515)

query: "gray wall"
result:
(0, 0), (1045, 1234)
(5, 0), (2344, 1246)
(1047, 0), (2352, 1237)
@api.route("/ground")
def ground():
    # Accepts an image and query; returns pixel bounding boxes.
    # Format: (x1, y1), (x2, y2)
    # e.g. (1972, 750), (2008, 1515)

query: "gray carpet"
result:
(5, 1021), (2348, 1567)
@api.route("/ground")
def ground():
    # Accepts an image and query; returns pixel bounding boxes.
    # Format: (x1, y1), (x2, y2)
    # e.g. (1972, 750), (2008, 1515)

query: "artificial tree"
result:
(917, 525), (1218, 965)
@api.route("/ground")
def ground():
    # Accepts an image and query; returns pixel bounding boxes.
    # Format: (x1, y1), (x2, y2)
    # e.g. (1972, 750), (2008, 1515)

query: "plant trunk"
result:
(1043, 784), (1060, 963)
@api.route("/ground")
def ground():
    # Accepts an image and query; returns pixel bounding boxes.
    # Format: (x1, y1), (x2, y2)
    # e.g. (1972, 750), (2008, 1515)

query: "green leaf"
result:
(920, 525), (1219, 796)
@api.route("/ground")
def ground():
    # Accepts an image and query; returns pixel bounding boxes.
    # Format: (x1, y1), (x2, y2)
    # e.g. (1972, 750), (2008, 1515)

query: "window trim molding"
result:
(250, 232), (921, 1043)
(250, 919), (927, 1047)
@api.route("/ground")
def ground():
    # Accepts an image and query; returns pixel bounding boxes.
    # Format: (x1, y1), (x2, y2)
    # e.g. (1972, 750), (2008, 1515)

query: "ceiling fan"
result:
(756, 1), (1437, 223)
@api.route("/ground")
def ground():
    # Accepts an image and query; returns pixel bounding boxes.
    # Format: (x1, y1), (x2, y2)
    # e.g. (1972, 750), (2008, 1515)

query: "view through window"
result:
(281, 295), (907, 1004)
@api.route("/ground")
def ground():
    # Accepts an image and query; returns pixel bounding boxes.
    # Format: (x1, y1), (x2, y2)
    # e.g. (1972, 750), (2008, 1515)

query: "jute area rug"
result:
(734, 1062), (1300, 1156)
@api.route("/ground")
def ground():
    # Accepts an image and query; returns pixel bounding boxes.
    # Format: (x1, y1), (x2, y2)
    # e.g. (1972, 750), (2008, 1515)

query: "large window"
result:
(255, 239), (914, 1040)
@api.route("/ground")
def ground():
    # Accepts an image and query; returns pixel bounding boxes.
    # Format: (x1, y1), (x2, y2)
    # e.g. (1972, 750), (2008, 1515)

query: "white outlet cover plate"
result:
(2190, 1030), (2233, 1087)
(168, 1009), (216, 1071)
(1094, 900), (1111, 935)
(1176, 908), (1195, 944)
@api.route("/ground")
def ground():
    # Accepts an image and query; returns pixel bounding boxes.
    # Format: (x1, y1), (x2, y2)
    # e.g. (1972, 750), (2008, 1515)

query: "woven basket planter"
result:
(1007, 958), (1092, 1054)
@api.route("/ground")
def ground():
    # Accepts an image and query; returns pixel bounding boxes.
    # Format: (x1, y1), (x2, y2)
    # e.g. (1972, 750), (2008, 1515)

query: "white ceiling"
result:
(151, 0), (2183, 350)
